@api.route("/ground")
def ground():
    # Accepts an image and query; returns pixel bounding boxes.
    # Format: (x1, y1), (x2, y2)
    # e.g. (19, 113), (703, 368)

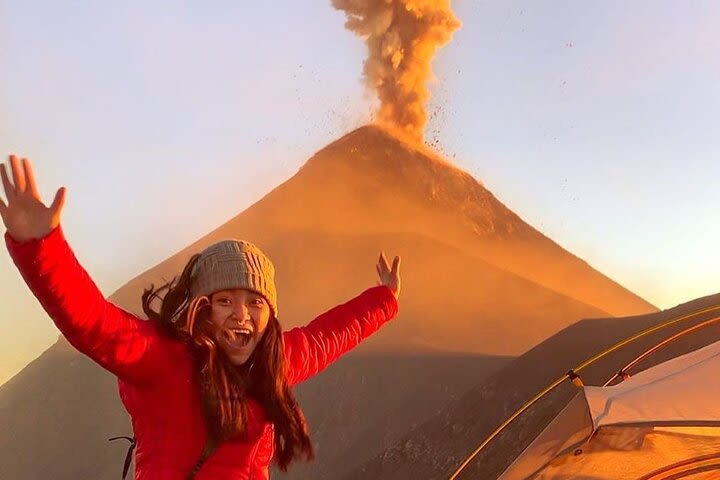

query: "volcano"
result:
(0, 125), (656, 479)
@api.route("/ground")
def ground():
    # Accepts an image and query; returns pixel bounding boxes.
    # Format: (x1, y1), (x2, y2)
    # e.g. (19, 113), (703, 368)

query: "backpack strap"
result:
(186, 437), (219, 480)
(108, 436), (136, 479)
(108, 434), (219, 480)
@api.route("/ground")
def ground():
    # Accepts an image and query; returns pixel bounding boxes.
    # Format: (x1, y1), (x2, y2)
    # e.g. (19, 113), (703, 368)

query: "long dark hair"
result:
(141, 254), (314, 471)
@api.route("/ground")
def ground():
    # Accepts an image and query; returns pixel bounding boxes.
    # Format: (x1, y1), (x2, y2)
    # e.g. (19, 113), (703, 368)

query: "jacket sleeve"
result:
(282, 286), (399, 386)
(5, 226), (171, 385)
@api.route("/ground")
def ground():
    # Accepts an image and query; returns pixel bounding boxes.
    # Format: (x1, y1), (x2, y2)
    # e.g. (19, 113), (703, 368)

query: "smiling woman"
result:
(0, 154), (402, 480)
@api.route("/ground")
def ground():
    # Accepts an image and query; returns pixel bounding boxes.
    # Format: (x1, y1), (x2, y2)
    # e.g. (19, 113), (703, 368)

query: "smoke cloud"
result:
(332, 0), (460, 143)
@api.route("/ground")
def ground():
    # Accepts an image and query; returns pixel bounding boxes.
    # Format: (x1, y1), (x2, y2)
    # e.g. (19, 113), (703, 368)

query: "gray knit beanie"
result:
(190, 239), (278, 318)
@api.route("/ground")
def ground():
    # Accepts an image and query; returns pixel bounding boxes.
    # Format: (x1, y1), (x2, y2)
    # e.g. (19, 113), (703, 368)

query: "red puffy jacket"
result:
(6, 227), (399, 480)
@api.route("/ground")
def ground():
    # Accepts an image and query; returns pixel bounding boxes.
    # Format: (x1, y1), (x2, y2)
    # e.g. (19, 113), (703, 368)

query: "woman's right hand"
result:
(0, 155), (66, 242)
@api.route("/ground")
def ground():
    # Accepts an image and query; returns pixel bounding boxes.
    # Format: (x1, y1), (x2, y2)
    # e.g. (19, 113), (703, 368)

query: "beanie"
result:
(190, 239), (278, 318)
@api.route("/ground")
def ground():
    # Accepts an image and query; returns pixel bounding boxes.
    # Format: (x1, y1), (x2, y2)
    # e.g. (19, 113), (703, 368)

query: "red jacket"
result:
(6, 227), (399, 480)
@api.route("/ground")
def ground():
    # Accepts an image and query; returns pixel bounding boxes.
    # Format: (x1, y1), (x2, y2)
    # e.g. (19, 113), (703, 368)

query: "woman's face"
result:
(208, 288), (271, 365)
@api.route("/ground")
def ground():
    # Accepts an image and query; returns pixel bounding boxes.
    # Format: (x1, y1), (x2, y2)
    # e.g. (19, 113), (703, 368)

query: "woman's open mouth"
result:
(222, 327), (254, 348)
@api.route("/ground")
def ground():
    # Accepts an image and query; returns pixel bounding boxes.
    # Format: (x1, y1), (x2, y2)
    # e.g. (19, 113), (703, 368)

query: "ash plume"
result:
(332, 0), (461, 143)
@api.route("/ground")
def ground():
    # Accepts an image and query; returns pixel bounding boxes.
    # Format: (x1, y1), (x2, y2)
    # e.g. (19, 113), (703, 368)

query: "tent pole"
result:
(447, 304), (720, 480)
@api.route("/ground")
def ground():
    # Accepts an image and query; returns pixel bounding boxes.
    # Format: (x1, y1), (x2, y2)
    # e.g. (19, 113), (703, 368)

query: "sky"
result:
(1, 0), (719, 384)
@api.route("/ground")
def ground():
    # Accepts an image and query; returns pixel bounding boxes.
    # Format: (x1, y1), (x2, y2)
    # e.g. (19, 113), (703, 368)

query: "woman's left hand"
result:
(376, 252), (401, 299)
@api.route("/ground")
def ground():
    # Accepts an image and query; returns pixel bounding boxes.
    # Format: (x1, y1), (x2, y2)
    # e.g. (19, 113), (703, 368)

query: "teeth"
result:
(226, 328), (253, 342)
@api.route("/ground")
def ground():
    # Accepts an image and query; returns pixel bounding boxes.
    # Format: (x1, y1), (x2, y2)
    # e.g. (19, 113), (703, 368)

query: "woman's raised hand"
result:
(376, 251), (401, 299)
(0, 155), (66, 242)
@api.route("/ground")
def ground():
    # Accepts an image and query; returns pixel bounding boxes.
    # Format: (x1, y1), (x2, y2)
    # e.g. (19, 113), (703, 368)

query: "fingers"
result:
(50, 187), (66, 218)
(9, 155), (26, 193)
(0, 162), (14, 199)
(22, 157), (40, 198)
(391, 255), (401, 275)
(378, 252), (401, 275)
(376, 251), (401, 298)
(0, 196), (6, 222)
(379, 251), (391, 273)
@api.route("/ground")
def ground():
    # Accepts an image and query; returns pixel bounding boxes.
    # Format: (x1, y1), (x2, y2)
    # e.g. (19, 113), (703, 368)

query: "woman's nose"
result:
(232, 304), (251, 321)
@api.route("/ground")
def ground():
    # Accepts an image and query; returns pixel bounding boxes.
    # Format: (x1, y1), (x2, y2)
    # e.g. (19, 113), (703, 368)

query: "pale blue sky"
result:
(1, 1), (719, 383)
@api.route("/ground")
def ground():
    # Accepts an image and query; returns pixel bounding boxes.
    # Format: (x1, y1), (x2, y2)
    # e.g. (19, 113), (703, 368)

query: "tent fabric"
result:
(499, 340), (720, 480)
(531, 426), (720, 479)
(585, 339), (720, 428)
(497, 392), (594, 480)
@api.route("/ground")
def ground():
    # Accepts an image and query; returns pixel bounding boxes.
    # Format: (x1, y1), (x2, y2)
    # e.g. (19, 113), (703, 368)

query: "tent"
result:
(499, 339), (720, 479)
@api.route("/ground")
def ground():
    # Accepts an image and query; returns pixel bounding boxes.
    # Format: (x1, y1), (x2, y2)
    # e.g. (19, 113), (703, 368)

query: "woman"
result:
(1, 155), (401, 480)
